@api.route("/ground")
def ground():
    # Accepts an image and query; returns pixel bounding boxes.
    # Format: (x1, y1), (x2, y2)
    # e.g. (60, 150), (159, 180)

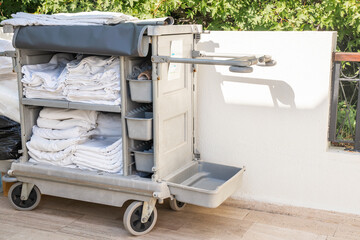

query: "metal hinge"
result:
(192, 50), (202, 58)
(194, 149), (201, 161)
(194, 33), (201, 43)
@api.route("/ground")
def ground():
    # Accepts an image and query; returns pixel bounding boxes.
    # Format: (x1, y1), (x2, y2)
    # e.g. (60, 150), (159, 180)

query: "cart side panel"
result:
(153, 34), (194, 179)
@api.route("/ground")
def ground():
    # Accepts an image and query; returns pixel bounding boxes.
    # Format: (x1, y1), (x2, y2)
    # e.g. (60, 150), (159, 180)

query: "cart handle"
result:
(151, 51), (276, 74)
(152, 55), (254, 67)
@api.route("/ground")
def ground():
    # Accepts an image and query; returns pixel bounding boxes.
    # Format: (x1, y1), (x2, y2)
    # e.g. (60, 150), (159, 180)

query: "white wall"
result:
(197, 31), (360, 215)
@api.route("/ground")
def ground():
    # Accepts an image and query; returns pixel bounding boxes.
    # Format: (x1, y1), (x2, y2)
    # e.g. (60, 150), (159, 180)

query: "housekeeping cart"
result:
(0, 22), (274, 235)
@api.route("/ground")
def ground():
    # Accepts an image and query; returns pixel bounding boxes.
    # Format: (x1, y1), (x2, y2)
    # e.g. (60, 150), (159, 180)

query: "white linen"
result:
(39, 108), (97, 124)
(72, 137), (123, 173)
(28, 134), (86, 152)
(21, 53), (73, 90)
(76, 137), (121, 153)
(32, 126), (94, 140)
(64, 56), (121, 105)
(75, 149), (121, 161)
(95, 113), (122, 136)
(37, 117), (95, 130)
(21, 55), (121, 105)
(28, 158), (76, 168)
(72, 156), (122, 173)
(28, 108), (123, 173)
(23, 88), (66, 100)
(1, 11), (138, 26)
(27, 143), (74, 160)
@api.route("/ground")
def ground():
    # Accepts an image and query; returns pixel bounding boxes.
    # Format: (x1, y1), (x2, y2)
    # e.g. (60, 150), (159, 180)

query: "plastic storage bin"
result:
(133, 150), (154, 172)
(165, 161), (245, 208)
(125, 112), (153, 141)
(128, 79), (152, 103)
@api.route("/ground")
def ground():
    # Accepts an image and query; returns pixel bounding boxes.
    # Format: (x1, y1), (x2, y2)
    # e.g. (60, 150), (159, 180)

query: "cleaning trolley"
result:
(0, 18), (275, 235)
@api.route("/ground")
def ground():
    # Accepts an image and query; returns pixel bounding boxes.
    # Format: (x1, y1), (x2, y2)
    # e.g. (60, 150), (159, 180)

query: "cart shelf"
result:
(10, 161), (169, 202)
(21, 98), (121, 113)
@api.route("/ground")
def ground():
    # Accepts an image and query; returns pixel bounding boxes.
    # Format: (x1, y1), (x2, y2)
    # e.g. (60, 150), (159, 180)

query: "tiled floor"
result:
(0, 194), (360, 240)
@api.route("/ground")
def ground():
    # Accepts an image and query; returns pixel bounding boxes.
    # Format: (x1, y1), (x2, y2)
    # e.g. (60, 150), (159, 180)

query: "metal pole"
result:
(354, 81), (360, 151)
(329, 62), (341, 142)
(151, 56), (252, 67)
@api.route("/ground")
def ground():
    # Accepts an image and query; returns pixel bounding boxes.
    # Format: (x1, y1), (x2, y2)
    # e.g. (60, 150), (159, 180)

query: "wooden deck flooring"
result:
(0, 195), (360, 240)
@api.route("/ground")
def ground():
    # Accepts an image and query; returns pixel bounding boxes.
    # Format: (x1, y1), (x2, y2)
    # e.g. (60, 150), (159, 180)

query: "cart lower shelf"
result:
(5, 160), (244, 236)
(8, 160), (244, 208)
(8, 161), (168, 207)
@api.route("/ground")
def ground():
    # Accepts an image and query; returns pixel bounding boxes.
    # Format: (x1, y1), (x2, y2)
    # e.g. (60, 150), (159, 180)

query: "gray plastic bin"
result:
(128, 79), (152, 103)
(133, 150), (154, 173)
(165, 161), (245, 208)
(125, 112), (153, 141)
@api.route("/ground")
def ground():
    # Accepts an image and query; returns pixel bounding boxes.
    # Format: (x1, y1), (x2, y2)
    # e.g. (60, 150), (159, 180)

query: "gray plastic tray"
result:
(165, 161), (245, 208)
(128, 79), (152, 103)
(125, 112), (153, 141)
(133, 150), (154, 173)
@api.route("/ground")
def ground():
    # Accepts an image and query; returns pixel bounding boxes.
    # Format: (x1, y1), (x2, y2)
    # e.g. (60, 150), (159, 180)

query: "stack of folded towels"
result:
(21, 54), (121, 105)
(64, 56), (121, 105)
(27, 107), (123, 174)
(21, 53), (73, 100)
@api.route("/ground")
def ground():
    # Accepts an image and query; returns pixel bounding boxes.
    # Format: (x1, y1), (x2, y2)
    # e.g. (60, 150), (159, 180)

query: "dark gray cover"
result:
(13, 23), (149, 57)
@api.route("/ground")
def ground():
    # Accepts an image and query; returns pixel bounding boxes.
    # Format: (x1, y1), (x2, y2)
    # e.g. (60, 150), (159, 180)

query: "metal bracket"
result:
(192, 50), (202, 58)
(3, 25), (14, 33)
(0, 51), (17, 58)
(194, 33), (201, 43)
(192, 51), (276, 66)
(141, 198), (157, 223)
(20, 182), (35, 201)
(1, 174), (17, 183)
(0, 51), (18, 73)
(194, 150), (201, 161)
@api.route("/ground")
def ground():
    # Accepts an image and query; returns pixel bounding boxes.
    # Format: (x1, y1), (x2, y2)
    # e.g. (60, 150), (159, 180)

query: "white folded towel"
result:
(39, 108), (98, 124)
(76, 137), (121, 151)
(1, 11), (138, 26)
(37, 117), (95, 130)
(29, 158), (76, 168)
(32, 126), (94, 140)
(95, 113), (122, 137)
(21, 55), (122, 105)
(21, 53), (73, 91)
(27, 142), (74, 162)
(72, 157), (122, 173)
(75, 148), (121, 160)
(28, 134), (86, 152)
(23, 87), (66, 100)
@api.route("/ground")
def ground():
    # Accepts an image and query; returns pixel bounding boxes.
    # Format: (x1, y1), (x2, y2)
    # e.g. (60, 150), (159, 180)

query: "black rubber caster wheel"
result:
(169, 198), (186, 211)
(123, 201), (157, 236)
(8, 182), (41, 211)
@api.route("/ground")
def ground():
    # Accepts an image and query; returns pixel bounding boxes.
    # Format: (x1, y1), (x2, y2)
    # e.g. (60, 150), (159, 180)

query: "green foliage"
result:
(336, 100), (357, 141)
(0, 0), (360, 52)
(1, 1), (360, 52)
(0, 0), (41, 21)
(1, 0), (358, 145)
